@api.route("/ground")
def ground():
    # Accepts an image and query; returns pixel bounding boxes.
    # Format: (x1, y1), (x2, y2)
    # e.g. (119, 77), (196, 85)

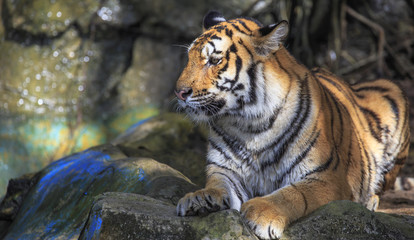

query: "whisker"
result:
(172, 43), (192, 53)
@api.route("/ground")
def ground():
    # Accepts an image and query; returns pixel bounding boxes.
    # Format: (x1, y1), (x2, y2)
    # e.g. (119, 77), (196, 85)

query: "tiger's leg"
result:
(241, 176), (350, 239)
(382, 140), (409, 191)
(366, 194), (380, 211)
(176, 166), (248, 216)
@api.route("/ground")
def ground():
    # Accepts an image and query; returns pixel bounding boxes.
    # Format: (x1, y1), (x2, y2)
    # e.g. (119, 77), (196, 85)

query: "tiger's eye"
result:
(208, 57), (221, 65)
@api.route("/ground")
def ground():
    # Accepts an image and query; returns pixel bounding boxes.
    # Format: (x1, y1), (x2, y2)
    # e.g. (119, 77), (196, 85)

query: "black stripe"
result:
(225, 48), (230, 61)
(211, 35), (222, 40)
(304, 151), (334, 177)
(275, 53), (293, 85)
(236, 19), (252, 32)
(241, 109), (280, 134)
(384, 95), (399, 123)
(359, 106), (382, 142)
(333, 148), (341, 170)
(345, 131), (353, 174)
(355, 135), (366, 199)
(209, 171), (245, 202)
(323, 88), (336, 141)
(276, 130), (320, 185)
(235, 56), (242, 81)
(238, 38), (254, 59)
(291, 184), (308, 214)
(206, 161), (239, 178)
(225, 28), (233, 38)
(317, 74), (360, 113)
(232, 83), (244, 91)
(208, 41), (216, 50)
(323, 87), (345, 145)
(218, 62), (228, 74)
(231, 23), (250, 35)
(331, 96), (345, 145)
(212, 124), (250, 161)
(230, 44), (238, 53)
(261, 64), (268, 107)
(209, 139), (231, 160)
(246, 63), (258, 104)
(212, 25), (224, 33)
(303, 177), (327, 184)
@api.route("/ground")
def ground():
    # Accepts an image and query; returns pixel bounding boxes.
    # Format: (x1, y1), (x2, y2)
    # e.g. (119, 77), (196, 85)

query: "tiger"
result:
(174, 11), (410, 239)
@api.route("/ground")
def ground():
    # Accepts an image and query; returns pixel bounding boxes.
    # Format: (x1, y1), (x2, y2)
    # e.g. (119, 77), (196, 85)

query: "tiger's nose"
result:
(175, 88), (193, 101)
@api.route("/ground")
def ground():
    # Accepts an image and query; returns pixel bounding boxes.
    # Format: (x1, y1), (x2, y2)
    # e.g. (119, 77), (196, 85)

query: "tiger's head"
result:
(175, 11), (289, 122)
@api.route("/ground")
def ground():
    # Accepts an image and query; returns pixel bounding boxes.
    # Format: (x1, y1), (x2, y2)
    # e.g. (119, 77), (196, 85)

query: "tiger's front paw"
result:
(241, 197), (288, 239)
(176, 188), (230, 216)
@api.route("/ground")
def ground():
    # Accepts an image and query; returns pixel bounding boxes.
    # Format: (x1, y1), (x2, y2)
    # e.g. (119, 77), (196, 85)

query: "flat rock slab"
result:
(282, 200), (414, 240)
(80, 193), (257, 240)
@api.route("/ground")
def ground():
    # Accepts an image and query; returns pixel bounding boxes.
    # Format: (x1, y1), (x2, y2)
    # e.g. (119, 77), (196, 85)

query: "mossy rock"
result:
(113, 112), (208, 187)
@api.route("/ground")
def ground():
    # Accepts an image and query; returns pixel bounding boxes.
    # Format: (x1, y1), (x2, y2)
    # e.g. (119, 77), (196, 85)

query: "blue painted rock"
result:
(2, 144), (196, 239)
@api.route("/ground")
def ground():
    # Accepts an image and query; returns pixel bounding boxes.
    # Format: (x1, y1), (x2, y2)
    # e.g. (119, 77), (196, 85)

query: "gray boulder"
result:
(79, 193), (257, 240)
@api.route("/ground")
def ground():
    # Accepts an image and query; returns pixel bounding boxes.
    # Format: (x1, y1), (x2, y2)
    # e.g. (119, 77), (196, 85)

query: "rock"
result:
(0, 220), (10, 240)
(113, 113), (208, 187)
(1, 144), (196, 239)
(117, 37), (184, 110)
(0, 172), (40, 221)
(79, 193), (257, 240)
(282, 200), (414, 240)
(2, 0), (99, 37)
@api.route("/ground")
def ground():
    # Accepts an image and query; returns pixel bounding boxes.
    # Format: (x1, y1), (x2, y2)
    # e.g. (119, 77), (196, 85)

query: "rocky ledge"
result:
(1, 113), (414, 239)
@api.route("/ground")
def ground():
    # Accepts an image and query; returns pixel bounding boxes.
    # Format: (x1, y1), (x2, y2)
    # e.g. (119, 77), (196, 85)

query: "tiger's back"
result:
(313, 68), (409, 203)
(175, 11), (410, 239)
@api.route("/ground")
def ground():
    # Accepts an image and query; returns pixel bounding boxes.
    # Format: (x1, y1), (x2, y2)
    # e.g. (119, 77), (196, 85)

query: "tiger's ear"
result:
(253, 21), (289, 55)
(203, 11), (226, 32)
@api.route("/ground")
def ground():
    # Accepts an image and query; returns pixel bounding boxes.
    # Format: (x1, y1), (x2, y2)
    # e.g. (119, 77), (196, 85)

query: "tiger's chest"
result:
(208, 120), (309, 197)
